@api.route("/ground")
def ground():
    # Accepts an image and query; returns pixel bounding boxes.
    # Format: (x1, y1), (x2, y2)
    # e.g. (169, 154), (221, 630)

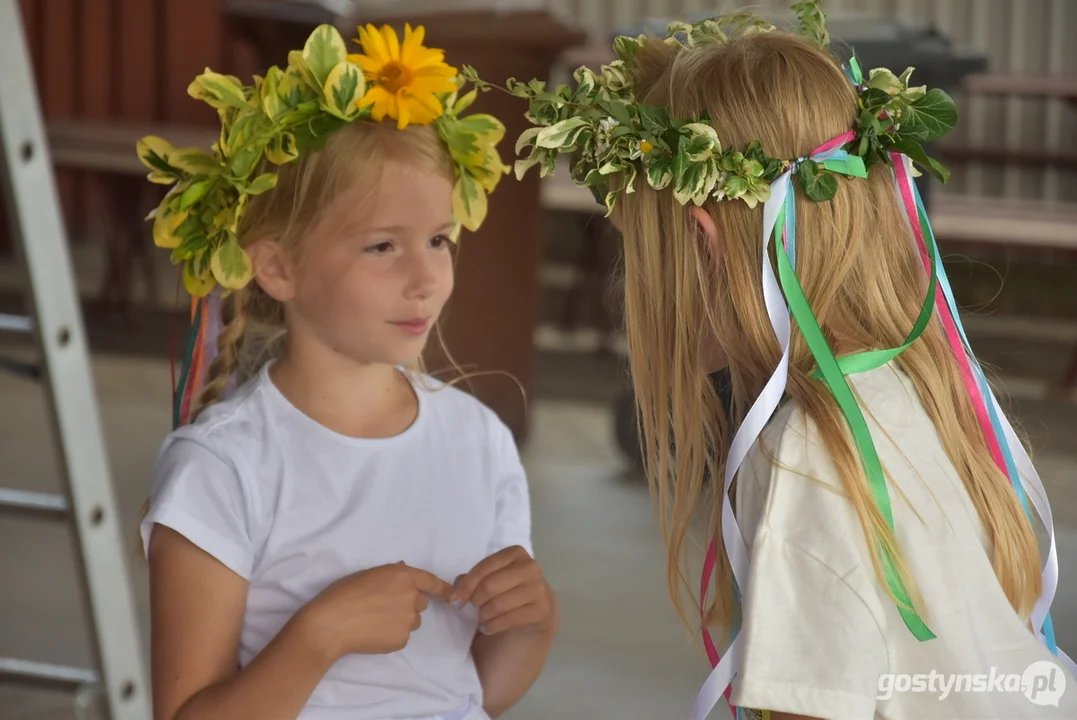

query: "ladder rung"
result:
(0, 313), (33, 333)
(0, 356), (41, 380)
(0, 488), (69, 520)
(0, 657), (98, 691)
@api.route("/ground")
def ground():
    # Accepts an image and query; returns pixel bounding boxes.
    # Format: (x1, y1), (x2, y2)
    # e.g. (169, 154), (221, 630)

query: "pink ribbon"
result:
(890, 153), (1009, 473)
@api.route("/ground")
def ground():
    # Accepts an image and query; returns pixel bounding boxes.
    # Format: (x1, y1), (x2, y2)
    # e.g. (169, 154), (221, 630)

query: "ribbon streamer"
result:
(693, 131), (886, 720)
(893, 154), (1069, 669)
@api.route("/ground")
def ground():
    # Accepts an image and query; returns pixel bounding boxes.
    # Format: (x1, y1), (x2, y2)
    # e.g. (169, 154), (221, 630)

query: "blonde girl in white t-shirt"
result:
(485, 1), (1075, 718)
(137, 23), (556, 720)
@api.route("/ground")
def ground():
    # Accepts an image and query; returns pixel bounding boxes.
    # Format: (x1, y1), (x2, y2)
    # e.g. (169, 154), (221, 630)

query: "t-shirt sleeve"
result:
(485, 420), (534, 558)
(730, 420), (890, 720)
(730, 527), (889, 720)
(141, 436), (259, 580)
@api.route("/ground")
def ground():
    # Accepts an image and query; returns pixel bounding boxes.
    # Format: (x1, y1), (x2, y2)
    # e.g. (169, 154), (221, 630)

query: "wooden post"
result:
(407, 12), (587, 442)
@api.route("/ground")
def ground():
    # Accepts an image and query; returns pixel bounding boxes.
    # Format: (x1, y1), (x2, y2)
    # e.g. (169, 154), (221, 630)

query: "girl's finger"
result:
(452, 546), (530, 606)
(470, 565), (528, 608)
(478, 602), (545, 636)
(477, 583), (537, 625)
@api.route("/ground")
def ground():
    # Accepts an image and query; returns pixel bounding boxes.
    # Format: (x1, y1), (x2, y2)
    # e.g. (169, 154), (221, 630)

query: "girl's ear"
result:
(689, 206), (722, 266)
(247, 238), (295, 303)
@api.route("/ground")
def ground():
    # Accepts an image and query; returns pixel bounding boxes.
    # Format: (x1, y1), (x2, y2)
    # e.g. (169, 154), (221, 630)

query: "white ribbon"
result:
(691, 172), (794, 720)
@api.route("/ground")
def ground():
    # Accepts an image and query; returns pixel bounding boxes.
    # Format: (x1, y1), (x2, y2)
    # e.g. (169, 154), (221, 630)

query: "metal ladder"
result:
(0, 1), (152, 718)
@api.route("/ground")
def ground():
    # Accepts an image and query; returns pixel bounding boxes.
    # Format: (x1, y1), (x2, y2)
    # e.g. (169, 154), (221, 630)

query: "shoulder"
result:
(156, 371), (277, 477)
(738, 363), (927, 563)
(736, 394), (863, 567)
(410, 371), (516, 446)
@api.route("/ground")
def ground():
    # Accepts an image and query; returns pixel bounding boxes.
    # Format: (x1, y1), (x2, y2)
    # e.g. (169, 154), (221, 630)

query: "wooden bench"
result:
(46, 120), (217, 321)
(936, 73), (1077, 172)
(934, 72), (1077, 394)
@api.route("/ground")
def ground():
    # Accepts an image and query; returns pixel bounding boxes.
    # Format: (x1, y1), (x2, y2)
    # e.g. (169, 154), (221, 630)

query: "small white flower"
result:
(594, 117), (619, 158)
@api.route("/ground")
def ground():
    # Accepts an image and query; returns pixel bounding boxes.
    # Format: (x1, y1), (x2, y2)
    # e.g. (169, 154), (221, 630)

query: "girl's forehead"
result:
(328, 161), (454, 236)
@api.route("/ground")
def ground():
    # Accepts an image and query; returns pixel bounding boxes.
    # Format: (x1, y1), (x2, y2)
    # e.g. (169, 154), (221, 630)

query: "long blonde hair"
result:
(615, 31), (1040, 643)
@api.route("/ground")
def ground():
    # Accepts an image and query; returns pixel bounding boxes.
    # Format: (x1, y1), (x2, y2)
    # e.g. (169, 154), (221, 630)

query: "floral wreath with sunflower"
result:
(137, 22), (509, 299)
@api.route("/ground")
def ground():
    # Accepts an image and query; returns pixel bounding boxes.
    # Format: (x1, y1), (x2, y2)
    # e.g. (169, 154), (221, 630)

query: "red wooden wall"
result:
(3, 0), (241, 253)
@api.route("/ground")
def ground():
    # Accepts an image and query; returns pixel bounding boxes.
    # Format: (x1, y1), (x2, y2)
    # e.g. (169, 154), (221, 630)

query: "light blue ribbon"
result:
(907, 178), (1056, 655)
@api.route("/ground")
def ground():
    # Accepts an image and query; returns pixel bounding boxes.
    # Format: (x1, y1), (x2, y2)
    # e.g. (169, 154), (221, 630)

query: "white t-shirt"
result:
(729, 362), (1076, 719)
(141, 363), (532, 720)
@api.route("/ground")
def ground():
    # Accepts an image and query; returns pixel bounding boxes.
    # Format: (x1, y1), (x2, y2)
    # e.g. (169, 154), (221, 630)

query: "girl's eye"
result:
(430, 234), (451, 249)
(366, 241), (393, 254)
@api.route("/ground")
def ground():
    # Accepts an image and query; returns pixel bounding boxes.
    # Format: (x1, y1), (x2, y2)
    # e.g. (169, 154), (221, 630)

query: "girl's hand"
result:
(304, 562), (454, 659)
(452, 546), (555, 636)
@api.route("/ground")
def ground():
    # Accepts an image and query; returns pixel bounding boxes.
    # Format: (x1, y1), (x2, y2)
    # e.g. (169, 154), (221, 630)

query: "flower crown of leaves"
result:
(137, 23), (510, 297)
(462, 0), (956, 216)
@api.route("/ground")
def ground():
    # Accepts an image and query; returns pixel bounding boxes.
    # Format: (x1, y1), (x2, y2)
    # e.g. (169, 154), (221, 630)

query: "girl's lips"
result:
(391, 318), (430, 335)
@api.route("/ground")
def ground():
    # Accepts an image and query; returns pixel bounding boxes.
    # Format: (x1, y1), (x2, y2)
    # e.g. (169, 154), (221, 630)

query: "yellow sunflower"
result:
(349, 24), (458, 130)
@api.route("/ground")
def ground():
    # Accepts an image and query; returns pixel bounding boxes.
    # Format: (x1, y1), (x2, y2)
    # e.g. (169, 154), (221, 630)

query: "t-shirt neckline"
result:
(259, 360), (426, 447)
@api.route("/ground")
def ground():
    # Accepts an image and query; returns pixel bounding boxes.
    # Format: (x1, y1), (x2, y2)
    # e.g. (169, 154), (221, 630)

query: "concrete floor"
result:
(0, 350), (711, 720)
(0, 343), (1075, 720)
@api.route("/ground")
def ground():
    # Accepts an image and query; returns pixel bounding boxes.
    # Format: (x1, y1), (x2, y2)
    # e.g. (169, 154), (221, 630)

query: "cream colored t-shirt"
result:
(729, 363), (1076, 719)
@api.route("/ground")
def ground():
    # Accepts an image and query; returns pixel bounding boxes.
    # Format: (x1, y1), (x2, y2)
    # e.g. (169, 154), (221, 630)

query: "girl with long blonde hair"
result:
(137, 23), (556, 720)
(481, 1), (1074, 718)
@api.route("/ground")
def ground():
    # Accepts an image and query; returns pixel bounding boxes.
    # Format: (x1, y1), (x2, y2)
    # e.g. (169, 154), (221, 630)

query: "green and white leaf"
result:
(453, 88), (478, 115)
(646, 155), (674, 190)
(152, 207), (188, 249)
(175, 148), (220, 175)
(266, 132), (298, 164)
(866, 68), (903, 96)
(259, 66), (287, 119)
(535, 117), (589, 149)
(322, 61), (363, 119)
(515, 127), (543, 155)
(452, 173), (487, 231)
(792, 0), (830, 49)
(188, 70), (248, 110)
(514, 154), (541, 181)
(179, 178), (213, 210)
(244, 173), (278, 195)
(183, 257), (216, 298)
(612, 34), (644, 64)
(302, 24), (347, 87)
(136, 136), (181, 176)
(210, 235), (254, 290)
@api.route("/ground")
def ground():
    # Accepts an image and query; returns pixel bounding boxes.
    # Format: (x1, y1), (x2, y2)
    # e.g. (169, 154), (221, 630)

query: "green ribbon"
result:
(775, 202), (936, 641)
(817, 204), (938, 376)
(822, 156), (869, 178)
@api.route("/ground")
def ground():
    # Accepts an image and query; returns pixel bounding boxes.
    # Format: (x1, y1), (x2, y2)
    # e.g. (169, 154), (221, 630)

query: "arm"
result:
(471, 585), (559, 717)
(149, 525), (336, 720)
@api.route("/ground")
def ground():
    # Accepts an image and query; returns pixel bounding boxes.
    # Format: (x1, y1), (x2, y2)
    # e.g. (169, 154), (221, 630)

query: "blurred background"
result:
(0, 0), (1074, 718)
